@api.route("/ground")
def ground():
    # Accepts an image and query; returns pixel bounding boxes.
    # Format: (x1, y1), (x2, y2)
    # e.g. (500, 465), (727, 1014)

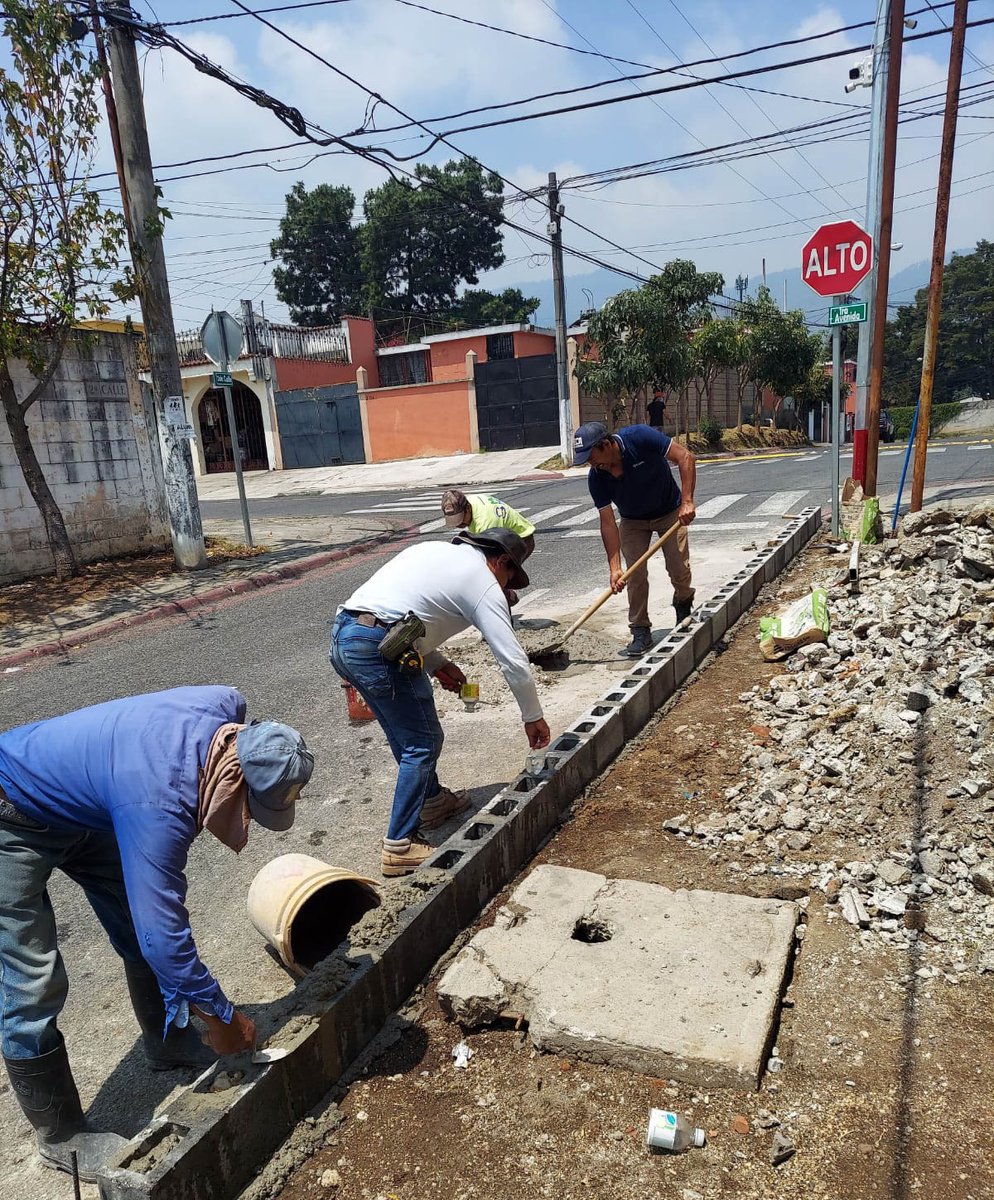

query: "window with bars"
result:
(378, 350), (430, 387)
(485, 332), (515, 361)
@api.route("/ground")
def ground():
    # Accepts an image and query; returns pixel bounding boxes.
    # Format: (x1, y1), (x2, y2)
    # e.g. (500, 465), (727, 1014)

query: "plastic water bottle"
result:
(646, 1108), (706, 1152)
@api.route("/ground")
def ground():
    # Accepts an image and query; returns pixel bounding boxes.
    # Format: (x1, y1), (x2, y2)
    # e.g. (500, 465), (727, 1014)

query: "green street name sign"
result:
(828, 301), (867, 326)
(211, 370), (233, 388)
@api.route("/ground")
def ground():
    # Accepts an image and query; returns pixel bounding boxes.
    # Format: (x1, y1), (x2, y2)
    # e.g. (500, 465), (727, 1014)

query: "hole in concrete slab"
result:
(489, 796), (519, 816)
(433, 849), (464, 870)
(574, 721), (595, 733)
(288, 878), (382, 973)
(606, 692), (625, 701)
(632, 667), (651, 676)
(572, 916), (613, 944)
(591, 705), (614, 716)
(514, 776), (535, 792)
(464, 822), (494, 841)
(118, 1122), (189, 1174)
(552, 734), (580, 752)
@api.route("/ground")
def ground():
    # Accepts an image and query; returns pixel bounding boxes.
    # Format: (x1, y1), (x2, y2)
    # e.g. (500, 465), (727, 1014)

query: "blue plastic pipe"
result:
(891, 400), (921, 532)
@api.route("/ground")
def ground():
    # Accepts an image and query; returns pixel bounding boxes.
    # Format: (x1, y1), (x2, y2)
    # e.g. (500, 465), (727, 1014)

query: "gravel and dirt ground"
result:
(258, 507), (994, 1200)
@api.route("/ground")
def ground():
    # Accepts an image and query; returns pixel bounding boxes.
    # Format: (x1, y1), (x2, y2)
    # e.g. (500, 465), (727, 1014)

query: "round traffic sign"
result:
(801, 220), (873, 297)
(200, 310), (244, 367)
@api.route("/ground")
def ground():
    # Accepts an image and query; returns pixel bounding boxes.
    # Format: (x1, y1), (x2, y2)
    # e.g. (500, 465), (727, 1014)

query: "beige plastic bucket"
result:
(247, 854), (381, 978)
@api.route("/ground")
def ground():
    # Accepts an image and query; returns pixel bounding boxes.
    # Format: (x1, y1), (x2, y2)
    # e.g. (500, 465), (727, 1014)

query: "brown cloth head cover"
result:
(198, 722), (250, 853)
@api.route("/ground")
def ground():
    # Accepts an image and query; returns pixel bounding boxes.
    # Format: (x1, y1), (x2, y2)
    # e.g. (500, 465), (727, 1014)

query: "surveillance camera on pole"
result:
(844, 55), (873, 93)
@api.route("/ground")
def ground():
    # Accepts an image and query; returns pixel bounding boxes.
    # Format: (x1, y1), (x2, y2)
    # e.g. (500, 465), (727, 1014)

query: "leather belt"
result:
(347, 610), (389, 629)
(0, 785), (46, 831)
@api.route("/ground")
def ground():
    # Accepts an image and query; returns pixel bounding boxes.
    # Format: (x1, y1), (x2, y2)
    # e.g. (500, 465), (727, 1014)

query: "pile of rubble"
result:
(664, 501), (994, 975)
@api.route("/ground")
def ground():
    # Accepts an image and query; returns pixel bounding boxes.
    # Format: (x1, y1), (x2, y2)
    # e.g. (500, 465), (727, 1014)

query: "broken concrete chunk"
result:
(770, 1130), (796, 1166)
(970, 868), (994, 897)
(876, 859), (912, 887)
(840, 887), (870, 928)
(781, 807), (807, 832)
(438, 951), (509, 1027)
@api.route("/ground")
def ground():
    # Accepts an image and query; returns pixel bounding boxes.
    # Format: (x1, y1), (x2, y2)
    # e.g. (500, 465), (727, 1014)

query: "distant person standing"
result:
(647, 388), (667, 431)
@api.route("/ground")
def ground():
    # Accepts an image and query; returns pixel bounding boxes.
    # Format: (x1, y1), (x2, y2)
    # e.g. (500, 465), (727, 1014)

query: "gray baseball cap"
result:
(236, 721), (314, 831)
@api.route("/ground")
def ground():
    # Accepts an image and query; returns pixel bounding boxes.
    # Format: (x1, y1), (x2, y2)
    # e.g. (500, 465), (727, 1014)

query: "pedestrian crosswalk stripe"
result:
(695, 493), (745, 518)
(749, 491), (807, 516)
(557, 507), (600, 527)
(417, 517), (448, 533)
(526, 503), (582, 526)
(514, 587), (551, 611)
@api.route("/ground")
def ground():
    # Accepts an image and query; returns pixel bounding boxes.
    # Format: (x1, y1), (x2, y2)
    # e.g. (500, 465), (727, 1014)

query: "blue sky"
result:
(18, 1), (994, 328)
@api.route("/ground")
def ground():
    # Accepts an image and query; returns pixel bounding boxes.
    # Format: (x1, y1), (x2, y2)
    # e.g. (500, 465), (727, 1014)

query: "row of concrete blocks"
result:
(98, 506), (823, 1200)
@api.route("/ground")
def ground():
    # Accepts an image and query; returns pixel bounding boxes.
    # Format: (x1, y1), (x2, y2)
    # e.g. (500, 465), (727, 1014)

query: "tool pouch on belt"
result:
(378, 611), (426, 663)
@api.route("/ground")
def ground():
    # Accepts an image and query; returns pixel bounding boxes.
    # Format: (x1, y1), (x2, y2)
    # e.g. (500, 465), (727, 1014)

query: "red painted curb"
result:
(0, 527), (415, 671)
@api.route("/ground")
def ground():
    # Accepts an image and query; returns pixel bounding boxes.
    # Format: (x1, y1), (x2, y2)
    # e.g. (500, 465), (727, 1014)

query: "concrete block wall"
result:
(0, 332), (170, 583)
(97, 508), (823, 1200)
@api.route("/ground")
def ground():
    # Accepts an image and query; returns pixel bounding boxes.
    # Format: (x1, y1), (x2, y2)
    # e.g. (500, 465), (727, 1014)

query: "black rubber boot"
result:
(4, 1040), (127, 1181)
(124, 960), (216, 1072)
(674, 598), (694, 624)
(620, 626), (652, 658)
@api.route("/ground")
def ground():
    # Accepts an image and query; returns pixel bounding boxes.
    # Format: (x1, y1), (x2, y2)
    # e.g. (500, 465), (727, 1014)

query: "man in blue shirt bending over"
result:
(574, 421), (697, 658)
(0, 686), (313, 1183)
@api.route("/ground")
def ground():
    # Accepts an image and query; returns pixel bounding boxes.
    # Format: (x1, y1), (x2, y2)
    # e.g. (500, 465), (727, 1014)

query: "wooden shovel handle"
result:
(554, 520), (681, 646)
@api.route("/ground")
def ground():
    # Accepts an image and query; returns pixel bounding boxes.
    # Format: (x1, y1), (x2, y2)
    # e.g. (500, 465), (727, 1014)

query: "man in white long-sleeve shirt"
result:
(331, 529), (551, 876)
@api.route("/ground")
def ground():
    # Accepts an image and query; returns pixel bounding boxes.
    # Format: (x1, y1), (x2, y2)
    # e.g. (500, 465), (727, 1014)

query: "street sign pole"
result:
(831, 294), (843, 537)
(205, 311), (253, 546)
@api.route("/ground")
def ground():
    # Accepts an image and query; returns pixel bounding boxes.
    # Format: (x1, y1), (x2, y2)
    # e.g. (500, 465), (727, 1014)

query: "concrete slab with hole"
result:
(438, 864), (798, 1090)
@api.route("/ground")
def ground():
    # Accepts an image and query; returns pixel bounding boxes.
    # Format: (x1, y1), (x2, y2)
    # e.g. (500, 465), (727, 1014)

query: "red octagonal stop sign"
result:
(801, 219), (873, 297)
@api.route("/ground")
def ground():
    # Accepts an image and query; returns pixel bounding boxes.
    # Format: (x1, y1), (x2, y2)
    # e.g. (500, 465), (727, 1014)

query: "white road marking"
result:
(558, 507), (601, 527)
(513, 587), (551, 611)
(695, 493), (745, 518)
(527, 503), (583, 526)
(749, 491), (808, 516)
(416, 517), (448, 533)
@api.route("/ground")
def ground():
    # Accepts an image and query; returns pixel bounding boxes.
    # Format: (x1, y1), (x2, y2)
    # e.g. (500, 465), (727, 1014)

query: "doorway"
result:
(198, 383), (268, 473)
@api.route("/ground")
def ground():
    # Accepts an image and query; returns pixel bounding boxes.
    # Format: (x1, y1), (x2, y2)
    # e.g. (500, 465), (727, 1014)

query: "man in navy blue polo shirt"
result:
(574, 421), (697, 658)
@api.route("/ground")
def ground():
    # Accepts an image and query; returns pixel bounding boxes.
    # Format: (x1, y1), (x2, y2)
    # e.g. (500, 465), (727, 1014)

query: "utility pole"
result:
(864, 0), (906, 500)
(852, 0), (891, 487)
(910, 0), (968, 512)
(103, 6), (206, 568)
(548, 172), (573, 467)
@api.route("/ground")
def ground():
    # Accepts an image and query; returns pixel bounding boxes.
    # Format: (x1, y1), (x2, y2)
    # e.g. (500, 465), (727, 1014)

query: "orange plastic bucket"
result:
(342, 682), (375, 722)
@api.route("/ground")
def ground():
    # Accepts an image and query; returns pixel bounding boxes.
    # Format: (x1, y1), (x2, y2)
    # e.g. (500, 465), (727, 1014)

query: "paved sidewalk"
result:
(0, 514), (406, 669)
(195, 446), (563, 501)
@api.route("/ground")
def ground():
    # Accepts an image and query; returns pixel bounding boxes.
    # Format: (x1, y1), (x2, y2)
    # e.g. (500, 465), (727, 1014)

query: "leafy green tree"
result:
(884, 241), (994, 405)
(270, 182), (363, 326)
(451, 287), (539, 328)
(578, 260), (724, 425)
(725, 288), (821, 428)
(1, 1), (133, 578)
(691, 317), (741, 421)
(360, 159), (505, 327)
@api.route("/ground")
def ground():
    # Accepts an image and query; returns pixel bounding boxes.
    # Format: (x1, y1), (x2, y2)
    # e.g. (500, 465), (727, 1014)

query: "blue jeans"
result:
(0, 814), (143, 1059)
(330, 612), (443, 842)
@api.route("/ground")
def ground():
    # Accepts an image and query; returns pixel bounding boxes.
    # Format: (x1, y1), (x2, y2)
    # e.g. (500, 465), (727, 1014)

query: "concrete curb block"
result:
(0, 528), (414, 671)
(97, 507), (822, 1200)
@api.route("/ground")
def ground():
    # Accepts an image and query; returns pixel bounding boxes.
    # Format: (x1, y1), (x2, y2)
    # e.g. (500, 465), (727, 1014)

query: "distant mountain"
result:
(512, 251), (966, 329)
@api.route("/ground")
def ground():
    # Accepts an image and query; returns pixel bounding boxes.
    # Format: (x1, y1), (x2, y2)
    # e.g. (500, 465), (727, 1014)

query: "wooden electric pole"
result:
(864, 0), (906, 500)
(910, 0), (968, 513)
(548, 172), (574, 467)
(103, 5), (206, 569)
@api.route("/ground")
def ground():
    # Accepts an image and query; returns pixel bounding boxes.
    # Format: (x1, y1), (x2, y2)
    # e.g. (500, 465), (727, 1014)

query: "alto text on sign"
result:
(802, 220), (873, 297)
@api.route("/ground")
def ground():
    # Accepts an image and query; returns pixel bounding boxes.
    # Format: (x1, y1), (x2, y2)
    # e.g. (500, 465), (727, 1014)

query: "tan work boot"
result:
(419, 786), (471, 831)
(381, 836), (435, 877)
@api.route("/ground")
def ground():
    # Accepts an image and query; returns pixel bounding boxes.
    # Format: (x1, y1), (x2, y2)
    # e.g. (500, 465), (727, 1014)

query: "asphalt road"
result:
(1, 439), (991, 1198)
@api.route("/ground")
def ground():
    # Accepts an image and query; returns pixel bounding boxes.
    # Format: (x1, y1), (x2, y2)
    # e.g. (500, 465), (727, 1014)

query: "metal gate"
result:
(198, 382), (268, 473)
(274, 382), (364, 468)
(474, 353), (559, 451)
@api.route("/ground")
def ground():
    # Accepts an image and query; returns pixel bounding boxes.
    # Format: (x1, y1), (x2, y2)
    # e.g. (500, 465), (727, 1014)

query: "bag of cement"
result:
(758, 588), (829, 661)
(856, 496), (883, 544)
